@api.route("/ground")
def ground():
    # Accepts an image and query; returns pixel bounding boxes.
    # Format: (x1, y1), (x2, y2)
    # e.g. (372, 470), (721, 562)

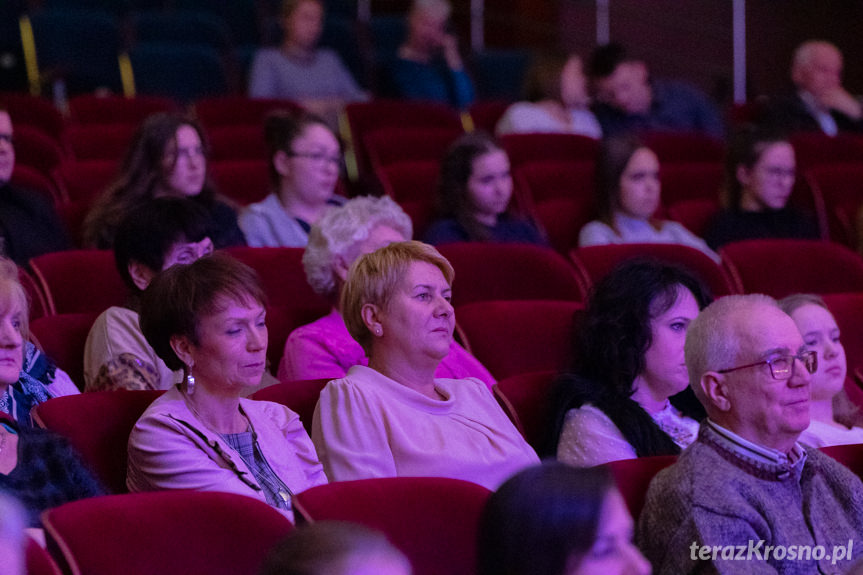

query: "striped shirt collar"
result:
(706, 419), (806, 466)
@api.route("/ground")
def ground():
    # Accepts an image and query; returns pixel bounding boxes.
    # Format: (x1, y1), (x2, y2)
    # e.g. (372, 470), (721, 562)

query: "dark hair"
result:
(260, 521), (409, 575)
(83, 112), (214, 249)
(478, 463), (613, 575)
(435, 131), (510, 242)
(139, 252), (267, 371)
(264, 109), (335, 189)
(545, 259), (711, 458)
(113, 197), (212, 293)
(523, 50), (569, 102)
(723, 126), (790, 211)
(281, 0), (322, 19)
(595, 134), (658, 229)
(588, 42), (628, 79)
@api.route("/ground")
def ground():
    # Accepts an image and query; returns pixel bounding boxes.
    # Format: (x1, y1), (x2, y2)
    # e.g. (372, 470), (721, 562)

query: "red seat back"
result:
(0, 92), (65, 140)
(666, 198), (721, 237)
(364, 126), (462, 171)
(26, 536), (62, 575)
(32, 390), (164, 493)
(790, 133), (863, 169)
(642, 131), (724, 163)
(250, 378), (329, 435)
(14, 125), (65, 177)
(601, 455), (678, 520)
(805, 163), (863, 247)
(52, 159), (118, 204)
(659, 161), (723, 205)
(294, 477), (491, 575)
(822, 293), (863, 376)
(194, 96), (302, 128)
(63, 123), (138, 161)
(29, 312), (100, 390)
(43, 491), (293, 575)
(67, 94), (178, 125)
(209, 159), (270, 206)
(493, 370), (557, 451)
(499, 133), (598, 168)
(30, 250), (127, 314)
(208, 124), (267, 161)
(466, 100), (509, 132)
(820, 443), (863, 479)
(11, 164), (60, 204)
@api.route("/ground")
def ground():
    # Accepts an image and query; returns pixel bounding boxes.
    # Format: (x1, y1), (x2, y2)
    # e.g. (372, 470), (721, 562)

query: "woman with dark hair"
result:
(423, 131), (546, 245)
(127, 253), (326, 519)
(239, 110), (344, 247)
(547, 259), (710, 467)
(82, 112), (245, 249)
(578, 135), (718, 261)
(478, 462), (650, 575)
(704, 127), (820, 250)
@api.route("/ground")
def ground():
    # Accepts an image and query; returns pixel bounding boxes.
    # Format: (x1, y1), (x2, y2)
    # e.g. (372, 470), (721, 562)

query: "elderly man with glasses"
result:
(637, 294), (863, 574)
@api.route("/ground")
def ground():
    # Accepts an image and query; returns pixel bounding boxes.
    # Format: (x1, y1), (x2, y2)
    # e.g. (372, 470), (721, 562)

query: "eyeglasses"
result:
(288, 150), (343, 168)
(760, 166), (796, 180)
(717, 350), (817, 381)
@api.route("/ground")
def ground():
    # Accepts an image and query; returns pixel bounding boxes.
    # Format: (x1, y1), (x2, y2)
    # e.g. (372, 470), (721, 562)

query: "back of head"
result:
(303, 196), (413, 299)
(260, 521), (411, 575)
(478, 462), (612, 575)
(588, 42), (628, 79)
(723, 126), (789, 210)
(114, 197), (212, 293)
(411, 0), (451, 20)
(139, 252), (266, 371)
(523, 50), (569, 102)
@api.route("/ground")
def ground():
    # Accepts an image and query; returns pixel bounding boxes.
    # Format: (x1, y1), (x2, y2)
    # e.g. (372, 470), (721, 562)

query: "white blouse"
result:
(798, 419), (863, 448)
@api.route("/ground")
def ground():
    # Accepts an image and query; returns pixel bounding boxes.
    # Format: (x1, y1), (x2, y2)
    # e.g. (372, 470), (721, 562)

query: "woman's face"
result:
(373, 260), (454, 362)
(183, 298), (267, 393)
(164, 125), (207, 198)
(738, 141), (796, 211)
(560, 56), (589, 108)
(467, 149), (513, 223)
(617, 147), (660, 220)
(568, 489), (651, 575)
(280, 123), (340, 206)
(638, 287), (700, 401)
(789, 303), (846, 402)
(0, 295), (23, 386)
(285, 0), (323, 50)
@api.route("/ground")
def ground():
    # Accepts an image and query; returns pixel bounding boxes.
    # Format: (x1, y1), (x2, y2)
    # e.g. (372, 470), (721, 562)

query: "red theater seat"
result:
(493, 370), (557, 450)
(250, 378), (329, 435)
(602, 455), (678, 520)
(30, 250), (127, 315)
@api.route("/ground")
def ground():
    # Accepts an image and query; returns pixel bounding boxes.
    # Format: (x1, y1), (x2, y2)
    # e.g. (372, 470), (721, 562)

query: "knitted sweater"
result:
(637, 423), (863, 574)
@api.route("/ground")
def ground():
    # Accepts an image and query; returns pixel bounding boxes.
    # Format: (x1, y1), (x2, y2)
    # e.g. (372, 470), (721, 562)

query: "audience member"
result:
(239, 111), (344, 247)
(588, 43), (724, 139)
(313, 241), (538, 489)
(0, 415), (104, 527)
(762, 40), (863, 135)
(279, 196), (494, 387)
(247, 0), (367, 129)
(0, 107), (69, 265)
(547, 260), (709, 467)
(0, 256), (77, 424)
(495, 51), (602, 139)
(260, 521), (412, 575)
(423, 131), (546, 245)
(578, 135), (719, 261)
(83, 198), (213, 392)
(82, 113), (245, 249)
(0, 493), (26, 575)
(127, 254), (326, 519)
(779, 293), (863, 447)
(384, 0), (475, 108)
(478, 463), (651, 575)
(704, 127), (819, 250)
(638, 294), (863, 573)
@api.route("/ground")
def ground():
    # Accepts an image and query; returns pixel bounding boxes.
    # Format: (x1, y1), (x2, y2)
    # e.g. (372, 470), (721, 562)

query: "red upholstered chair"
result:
(13, 125), (65, 177)
(843, 377), (863, 411)
(823, 293), (863, 377)
(30, 250), (127, 315)
(31, 390), (164, 493)
(466, 100), (510, 132)
(659, 161), (723, 206)
(42, 491), (293, 575)
(376, 160), (440, 237)
(666, 198), (721, 237)
(820, 443), (863, 478)
(499, 133), (599, 168)
(493, 370), (556, 451)
(63, 123), (138, 161)
(67, 94), (178, 125)
(209, 159), (270, 206)
(52, 159), (118, 203)
(805, 163), (863, 247)
(514, 159), (595, 205)
(207, 124), (268, 161)
(10, 164), (61, 204)
(54, 200), (93, 249)
(436, 243), (586, 307)
(19, 266), (49, 320)
(26, 536), (62, 575)
(719, 239), (863, 298)
(364, 126), (462, 171)
(456, 300), (583, 380)
(534, 196), (597, 254)
(294, 477), (491, 575)
(29, 312), (100, 390)
(0, 93), (65, 141)
(194, 96), (303, 128)
(250, 378), (329, 435)
(601, 455), (678, 520)
(641, 132), (724, 163)
(224, 247), (331, 321)
(570, 243), (738, 298)
(790, 132), (863, 169)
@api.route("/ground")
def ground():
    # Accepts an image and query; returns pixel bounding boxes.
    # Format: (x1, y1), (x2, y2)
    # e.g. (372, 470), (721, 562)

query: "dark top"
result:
(704, 207), (821, 250)
(0, 182), (70, 266)
(384, 55), (475, 109)
(593, 78), (725, 139)
(761, 92), (863, 135)
(423, 214), (547, 246)
(205, 198), (247, 248)
(0, 420), (104, 527)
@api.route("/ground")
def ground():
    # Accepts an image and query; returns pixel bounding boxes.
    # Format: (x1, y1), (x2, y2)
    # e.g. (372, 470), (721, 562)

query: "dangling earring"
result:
(185, 368), (196, 396)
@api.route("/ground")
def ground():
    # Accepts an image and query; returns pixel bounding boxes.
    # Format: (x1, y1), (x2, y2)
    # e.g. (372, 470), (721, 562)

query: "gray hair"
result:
(411, 0), (451, 19)
(792, 40), (840, 74)
(303, 196), (413, 298)
(685, 293), (778, 406)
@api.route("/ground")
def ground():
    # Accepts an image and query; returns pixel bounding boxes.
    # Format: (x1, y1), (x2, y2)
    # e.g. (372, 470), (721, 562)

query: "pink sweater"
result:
(278, 309), (495, 389)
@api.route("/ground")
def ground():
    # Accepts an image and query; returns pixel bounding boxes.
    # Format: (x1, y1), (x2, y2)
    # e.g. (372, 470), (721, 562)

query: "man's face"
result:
(717, 305), (811, 451)
(796, 45), (843, 98)
(595, 62), (652, 115)
(0, 112), (15, 183)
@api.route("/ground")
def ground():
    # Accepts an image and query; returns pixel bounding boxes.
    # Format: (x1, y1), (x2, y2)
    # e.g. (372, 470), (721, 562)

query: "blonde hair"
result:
(0, 257), (28, 340)
(341, 241), (454, 354)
